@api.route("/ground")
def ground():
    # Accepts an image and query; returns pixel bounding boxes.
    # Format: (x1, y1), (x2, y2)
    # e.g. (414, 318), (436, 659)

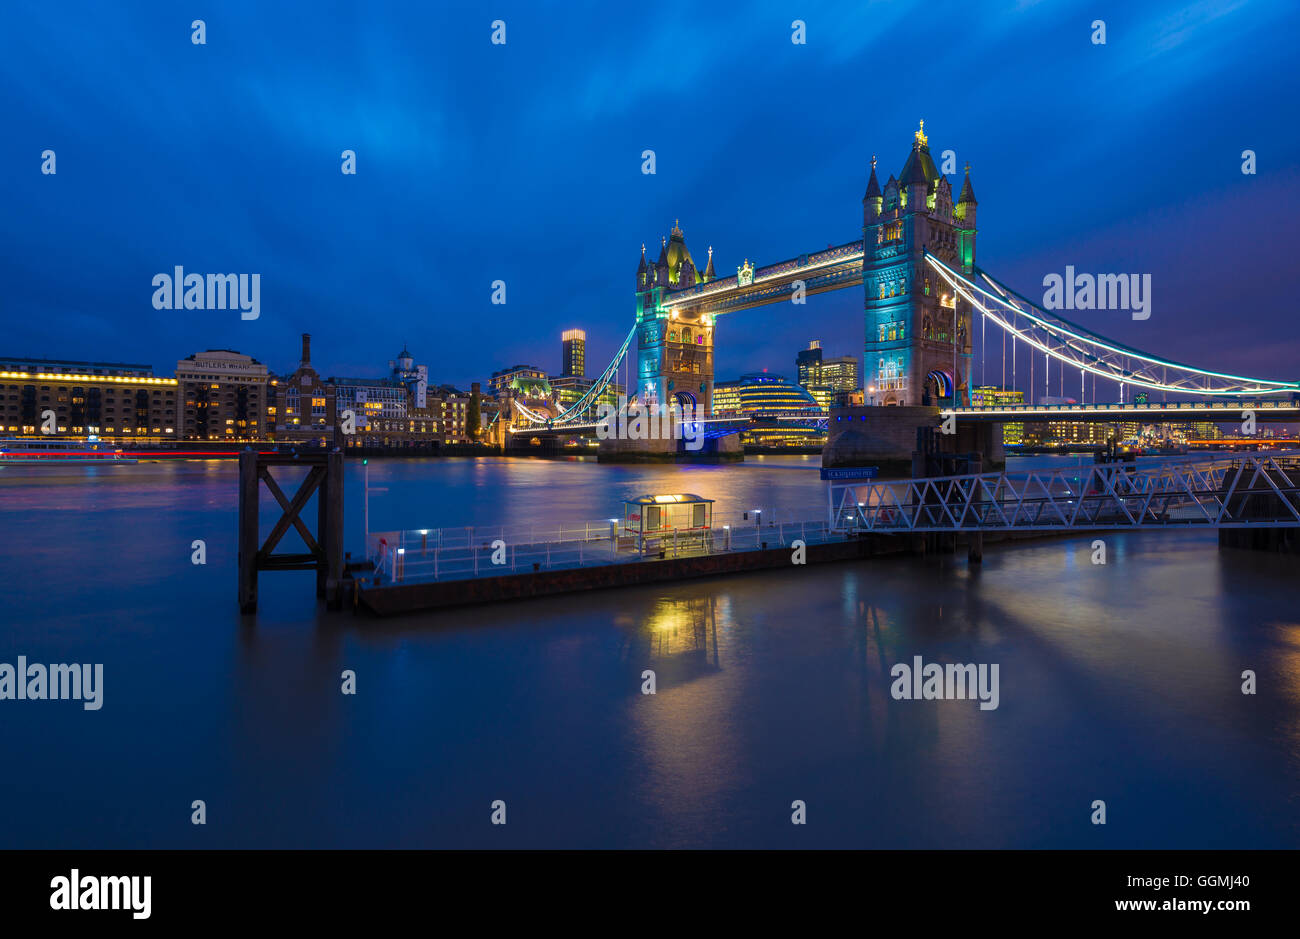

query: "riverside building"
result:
(175, 349), (268, 441)
(712, 372), (823, 447)
(0, 357), (177, 441)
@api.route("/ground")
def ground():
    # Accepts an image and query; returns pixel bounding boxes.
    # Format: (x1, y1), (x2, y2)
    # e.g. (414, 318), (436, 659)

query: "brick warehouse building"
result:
(175, 349), (269, 441)
(0, 357), (177, 440)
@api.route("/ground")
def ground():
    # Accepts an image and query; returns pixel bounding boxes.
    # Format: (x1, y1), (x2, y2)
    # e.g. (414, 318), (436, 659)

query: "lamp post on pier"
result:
(363, 458), (388, 548)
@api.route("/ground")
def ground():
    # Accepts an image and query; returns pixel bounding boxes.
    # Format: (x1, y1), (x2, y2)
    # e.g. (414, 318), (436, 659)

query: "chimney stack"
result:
(301, 333), (311, 366)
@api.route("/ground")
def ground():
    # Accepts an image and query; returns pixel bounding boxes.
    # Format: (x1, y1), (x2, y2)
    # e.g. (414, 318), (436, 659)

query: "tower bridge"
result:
(506, 121), (1299, 463)
(656, 239), (866, 317)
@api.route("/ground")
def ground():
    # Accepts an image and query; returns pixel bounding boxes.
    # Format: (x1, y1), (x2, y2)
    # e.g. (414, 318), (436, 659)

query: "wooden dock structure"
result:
(238, 450), (344, 613)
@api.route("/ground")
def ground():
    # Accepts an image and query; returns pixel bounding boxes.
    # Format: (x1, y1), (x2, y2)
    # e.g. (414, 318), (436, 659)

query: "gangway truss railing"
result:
(829, 451), (1300, 534)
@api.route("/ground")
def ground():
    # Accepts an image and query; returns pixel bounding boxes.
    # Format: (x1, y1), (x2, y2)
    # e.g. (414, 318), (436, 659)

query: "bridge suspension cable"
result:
(513, 323), (638, 427)
(924, 252), (1299, 398)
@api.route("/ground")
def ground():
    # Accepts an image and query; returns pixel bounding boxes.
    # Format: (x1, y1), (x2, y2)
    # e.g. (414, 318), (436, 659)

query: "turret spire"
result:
(864, 153), (881, 201)
(958, 162), (977, 205)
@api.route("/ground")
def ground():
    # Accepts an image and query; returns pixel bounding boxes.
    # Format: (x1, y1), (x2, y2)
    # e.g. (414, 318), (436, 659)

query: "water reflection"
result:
(2, 456), (1299, 848)
(638, 595), (723, 678)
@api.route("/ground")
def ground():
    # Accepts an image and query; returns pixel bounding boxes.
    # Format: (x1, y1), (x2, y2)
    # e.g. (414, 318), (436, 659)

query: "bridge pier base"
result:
(505, 435), (562, 457)
(597, 434), (742, 463)
(824, 405), (1005, 475)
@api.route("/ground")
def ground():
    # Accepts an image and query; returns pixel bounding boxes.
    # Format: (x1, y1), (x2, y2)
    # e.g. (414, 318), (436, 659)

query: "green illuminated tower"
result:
(634, 222), (716, 413)
(862, 122), (977, 407)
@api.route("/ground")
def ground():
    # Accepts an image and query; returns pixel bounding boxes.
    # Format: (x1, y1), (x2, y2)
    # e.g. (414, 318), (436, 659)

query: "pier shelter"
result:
(622, 494), (713, 553)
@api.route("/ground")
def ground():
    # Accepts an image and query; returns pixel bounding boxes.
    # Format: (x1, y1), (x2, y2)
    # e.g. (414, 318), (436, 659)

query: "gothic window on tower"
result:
(879, 325), (886, 341)
(878, 359), (904, 392)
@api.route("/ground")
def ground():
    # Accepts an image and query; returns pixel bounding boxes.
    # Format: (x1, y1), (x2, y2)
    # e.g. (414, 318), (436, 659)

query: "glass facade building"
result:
(712, 372), (823, 447)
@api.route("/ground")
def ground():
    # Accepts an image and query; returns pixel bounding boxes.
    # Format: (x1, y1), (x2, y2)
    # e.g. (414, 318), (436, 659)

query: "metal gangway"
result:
(829, 451), (1300, 534)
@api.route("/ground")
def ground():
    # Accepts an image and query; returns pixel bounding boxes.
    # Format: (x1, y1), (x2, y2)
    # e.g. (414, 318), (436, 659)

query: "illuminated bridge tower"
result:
(863, 122), (977, 407)
(635, 221), (717, 414)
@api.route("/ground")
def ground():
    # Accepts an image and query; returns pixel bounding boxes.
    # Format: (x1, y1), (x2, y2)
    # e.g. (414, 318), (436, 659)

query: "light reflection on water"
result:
(0, 454), (1297, 848)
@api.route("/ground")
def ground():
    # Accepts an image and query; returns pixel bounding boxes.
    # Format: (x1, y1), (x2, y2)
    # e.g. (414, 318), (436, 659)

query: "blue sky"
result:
(2, 0), (1298, 390)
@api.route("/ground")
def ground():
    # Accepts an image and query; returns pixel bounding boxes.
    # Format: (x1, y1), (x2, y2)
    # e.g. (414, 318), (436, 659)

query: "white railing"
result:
(363, 511), (842, 584)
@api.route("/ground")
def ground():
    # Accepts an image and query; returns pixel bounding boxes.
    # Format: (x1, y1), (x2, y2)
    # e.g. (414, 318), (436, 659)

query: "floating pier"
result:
(357, 535), (900, 616)
(354, 493), (877, 615)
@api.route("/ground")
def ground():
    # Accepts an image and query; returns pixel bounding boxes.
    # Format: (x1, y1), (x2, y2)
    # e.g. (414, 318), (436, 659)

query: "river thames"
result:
(1, 454), (1297, 848)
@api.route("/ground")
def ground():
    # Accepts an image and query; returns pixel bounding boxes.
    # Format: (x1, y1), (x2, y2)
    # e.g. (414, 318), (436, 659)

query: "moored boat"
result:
(0, 437), (138, 465)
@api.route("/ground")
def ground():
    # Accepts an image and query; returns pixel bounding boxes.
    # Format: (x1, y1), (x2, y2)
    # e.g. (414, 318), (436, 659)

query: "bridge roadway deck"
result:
(951, 401), (1300, 423)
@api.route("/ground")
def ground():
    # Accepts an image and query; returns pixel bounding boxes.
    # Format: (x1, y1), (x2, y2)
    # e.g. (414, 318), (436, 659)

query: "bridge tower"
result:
(862, 122), (977, 407)
(634, 221), (717, 414)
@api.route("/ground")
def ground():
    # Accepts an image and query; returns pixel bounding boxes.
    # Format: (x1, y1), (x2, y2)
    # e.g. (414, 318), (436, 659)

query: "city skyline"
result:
(0, 328), (864, 400)
(3, 1), (1298, 391)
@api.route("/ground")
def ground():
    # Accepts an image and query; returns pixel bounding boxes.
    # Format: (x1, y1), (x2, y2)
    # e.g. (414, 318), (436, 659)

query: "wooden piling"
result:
(236, 450), (344, 613)
(238, 451), (260, 614)
(325, 451), (345, 609)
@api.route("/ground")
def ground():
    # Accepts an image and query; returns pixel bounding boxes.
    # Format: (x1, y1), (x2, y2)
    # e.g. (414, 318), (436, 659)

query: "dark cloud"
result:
(1, 0), (1296, 389)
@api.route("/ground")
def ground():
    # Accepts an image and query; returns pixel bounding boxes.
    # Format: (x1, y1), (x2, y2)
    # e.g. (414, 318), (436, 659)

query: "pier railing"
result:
(827, 451), (1300, 533)
(363, 512), (843, 585)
